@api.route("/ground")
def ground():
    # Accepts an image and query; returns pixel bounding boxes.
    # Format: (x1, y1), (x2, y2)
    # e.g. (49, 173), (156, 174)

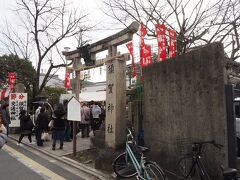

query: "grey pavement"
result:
(9, 131), (114, 180)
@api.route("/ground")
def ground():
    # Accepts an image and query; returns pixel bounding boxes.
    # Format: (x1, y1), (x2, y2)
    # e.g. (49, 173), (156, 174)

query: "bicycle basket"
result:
(176, 138), (207, 157)
(176, 138), (194, 157)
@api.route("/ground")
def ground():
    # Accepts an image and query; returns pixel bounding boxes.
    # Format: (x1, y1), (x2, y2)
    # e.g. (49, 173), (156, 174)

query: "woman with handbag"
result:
(35, 107), (49, 146)
(17, 109), (34, 146)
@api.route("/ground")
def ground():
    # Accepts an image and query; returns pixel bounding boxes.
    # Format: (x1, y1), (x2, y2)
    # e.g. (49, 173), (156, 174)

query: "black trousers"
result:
(35, 129), (43, 146)
(80, 124), (89, 138)
(18, 134), (32, 144)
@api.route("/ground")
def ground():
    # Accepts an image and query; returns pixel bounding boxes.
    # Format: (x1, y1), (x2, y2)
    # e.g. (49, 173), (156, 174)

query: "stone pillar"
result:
(105, 46), (126, 148)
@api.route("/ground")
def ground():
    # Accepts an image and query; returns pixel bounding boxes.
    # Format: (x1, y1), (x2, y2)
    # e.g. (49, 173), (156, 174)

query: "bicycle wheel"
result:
(112, 152), (137, 178)
(177, 156), (196, 178)
(143, 161), (166, 180)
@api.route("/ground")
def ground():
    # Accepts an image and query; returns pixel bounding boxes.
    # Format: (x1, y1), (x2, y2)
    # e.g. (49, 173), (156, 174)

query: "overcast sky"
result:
(0, 0), (127, 82)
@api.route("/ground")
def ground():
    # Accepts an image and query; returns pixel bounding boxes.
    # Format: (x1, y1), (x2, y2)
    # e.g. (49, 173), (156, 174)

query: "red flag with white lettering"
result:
(64, 69), (71, 89)
(140, 44), (152, 67)
(140, 22), (147, 67)
(126, 42), (136, 77)
(155, 24), (167, 61)
(145, 44), (152, 65)
(168, 28), (177, 58)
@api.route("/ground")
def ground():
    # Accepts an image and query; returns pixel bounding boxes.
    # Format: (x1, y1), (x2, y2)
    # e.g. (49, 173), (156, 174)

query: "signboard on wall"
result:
(9, 93), (27, 127)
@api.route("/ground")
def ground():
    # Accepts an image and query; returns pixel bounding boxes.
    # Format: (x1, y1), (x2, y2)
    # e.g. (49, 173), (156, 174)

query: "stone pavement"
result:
(9, 131), (113, 180)
(10, 132), (93, 157)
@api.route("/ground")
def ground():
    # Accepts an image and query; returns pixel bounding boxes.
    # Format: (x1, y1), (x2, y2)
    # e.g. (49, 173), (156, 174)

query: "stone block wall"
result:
(143, 43), (228, 179)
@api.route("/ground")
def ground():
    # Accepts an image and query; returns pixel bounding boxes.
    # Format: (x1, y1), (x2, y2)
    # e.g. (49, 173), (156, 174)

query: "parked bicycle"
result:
(177, 140), (238, 180)
(112, 127), (167, 179)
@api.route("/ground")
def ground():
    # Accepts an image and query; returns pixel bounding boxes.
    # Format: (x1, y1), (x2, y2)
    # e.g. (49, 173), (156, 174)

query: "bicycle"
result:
(177, 140), (238, 180)
(112, 127), (167, 179)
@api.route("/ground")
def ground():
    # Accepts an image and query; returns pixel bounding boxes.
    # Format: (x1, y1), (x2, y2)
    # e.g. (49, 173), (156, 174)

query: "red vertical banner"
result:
(64, 69), (71, 89)
(8, 72), (16, 91)
(144, 44), (152, 65)
(168, 28), (177, 58)
(155, 24), (167, 61)
(140, 22), (147, 67)
(126, 41), (136, 77)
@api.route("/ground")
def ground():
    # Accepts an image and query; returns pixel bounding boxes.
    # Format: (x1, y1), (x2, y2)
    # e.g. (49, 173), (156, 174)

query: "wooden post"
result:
(73, 57), (81, 156)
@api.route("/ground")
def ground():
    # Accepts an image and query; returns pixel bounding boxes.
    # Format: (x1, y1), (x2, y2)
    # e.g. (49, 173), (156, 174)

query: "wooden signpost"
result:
(67, 96), (81, 155)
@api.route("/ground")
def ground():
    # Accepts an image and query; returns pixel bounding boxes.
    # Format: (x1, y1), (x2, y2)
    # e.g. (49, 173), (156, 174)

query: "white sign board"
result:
(9, 93), (28, 127)
(67, 96), (81, 121)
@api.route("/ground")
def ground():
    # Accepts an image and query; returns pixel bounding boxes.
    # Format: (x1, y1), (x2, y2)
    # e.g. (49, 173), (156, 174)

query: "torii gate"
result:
(63, 21), (139, 148)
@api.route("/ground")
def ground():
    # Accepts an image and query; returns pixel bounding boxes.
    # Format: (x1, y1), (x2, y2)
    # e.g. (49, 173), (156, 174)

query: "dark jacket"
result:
(52, 109), (66, 131)
(35, 112), (49, 131)
(1, 105), (10, 126)
(20, 114), (34, 134)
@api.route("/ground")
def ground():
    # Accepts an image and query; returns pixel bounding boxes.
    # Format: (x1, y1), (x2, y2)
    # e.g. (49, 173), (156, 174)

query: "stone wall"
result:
(143, 43), (228, 179)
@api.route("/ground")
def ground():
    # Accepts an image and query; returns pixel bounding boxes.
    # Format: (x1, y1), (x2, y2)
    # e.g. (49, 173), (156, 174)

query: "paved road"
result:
(0, 140), (93, 180)
(0, 147), (44, 180)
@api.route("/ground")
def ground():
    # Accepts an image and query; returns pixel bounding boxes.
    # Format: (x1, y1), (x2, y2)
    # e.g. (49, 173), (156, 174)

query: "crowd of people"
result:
(14, 100), (105, 151)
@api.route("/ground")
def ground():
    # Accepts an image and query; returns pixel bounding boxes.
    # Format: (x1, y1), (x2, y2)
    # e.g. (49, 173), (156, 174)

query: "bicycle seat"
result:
(222, 168), (238, 177)
(138, 146), (149, 153)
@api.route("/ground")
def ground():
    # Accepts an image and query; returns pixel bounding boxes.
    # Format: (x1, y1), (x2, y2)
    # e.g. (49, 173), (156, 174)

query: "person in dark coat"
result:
(35, 107), (49, 146)
(18, 110), (34, 145)
(51, 103), (66, 150)
(0, 113), (7, 149)
(63, 99), (71, 142)
(0, 103), (10, 136)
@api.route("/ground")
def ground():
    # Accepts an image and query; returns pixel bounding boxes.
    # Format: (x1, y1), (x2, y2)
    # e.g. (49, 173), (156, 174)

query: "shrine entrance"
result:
(62, 21), (139, 148)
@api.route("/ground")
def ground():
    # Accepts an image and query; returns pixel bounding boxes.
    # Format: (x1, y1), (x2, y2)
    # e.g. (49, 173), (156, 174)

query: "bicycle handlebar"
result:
(126, 127), (134, 141)
(192, 140), (223, 150)
(192, 140), (223, 148)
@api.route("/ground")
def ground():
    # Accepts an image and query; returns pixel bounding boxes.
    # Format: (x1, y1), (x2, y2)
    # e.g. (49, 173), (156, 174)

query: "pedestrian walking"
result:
(51, 103), (66, 150)
(35, 107), (49, 146)
(18, 110), (34, 145)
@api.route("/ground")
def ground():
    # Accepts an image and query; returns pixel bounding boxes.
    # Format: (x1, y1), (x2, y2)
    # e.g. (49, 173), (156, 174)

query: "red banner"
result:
(140, 22), (147, 37)
(8, 72), (16, 84)
(168, 28), (177, 58)
(140, 44), (152, 67)
(155, 24), (167, 61)
(126, 42), (136, 77)
(64, 70), (71, 89)
(145, 44), (152, 65)
(8, 72), (16, 91)
(140, 22), (147, 67)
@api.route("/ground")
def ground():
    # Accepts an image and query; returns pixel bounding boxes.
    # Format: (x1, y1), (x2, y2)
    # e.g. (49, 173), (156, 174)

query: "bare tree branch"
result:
(0, 0), (90, 100)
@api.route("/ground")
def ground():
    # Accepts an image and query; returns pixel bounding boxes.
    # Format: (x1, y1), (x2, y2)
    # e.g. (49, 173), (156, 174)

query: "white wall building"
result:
(39, 73), (64, 88)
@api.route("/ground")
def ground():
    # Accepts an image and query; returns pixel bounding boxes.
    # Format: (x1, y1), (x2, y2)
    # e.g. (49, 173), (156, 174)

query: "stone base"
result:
(94, 147), (118, 171)
(90, 129), (106, 149)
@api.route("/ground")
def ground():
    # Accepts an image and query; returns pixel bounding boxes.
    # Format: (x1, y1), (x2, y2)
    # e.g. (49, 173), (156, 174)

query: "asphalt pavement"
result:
(8, 131), (112, 180)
